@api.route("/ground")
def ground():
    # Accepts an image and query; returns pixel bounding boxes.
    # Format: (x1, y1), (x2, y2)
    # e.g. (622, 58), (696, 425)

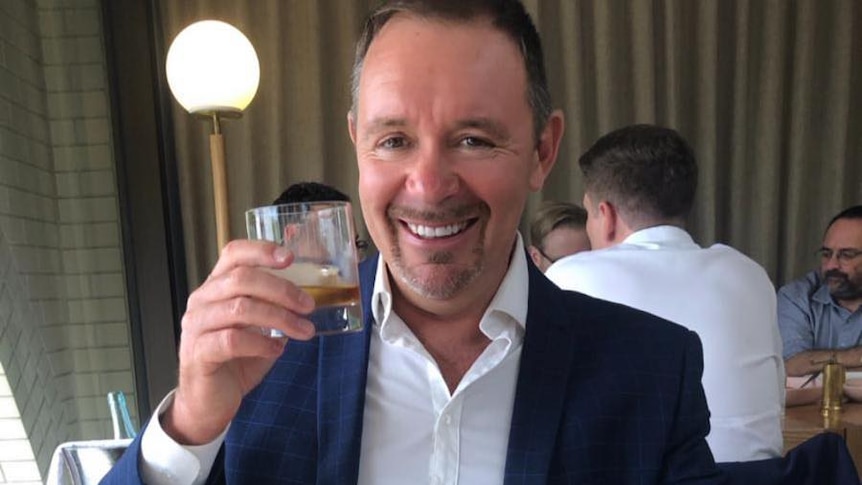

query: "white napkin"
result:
(45, 439), (132, 485)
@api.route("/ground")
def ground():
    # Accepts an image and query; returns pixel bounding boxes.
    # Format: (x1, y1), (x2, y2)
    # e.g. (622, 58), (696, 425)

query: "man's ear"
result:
(597, 200), (618, 243)
(347, 111), (357, 144)
(528, 110), (565, 191)
(527, 245), (544, 269)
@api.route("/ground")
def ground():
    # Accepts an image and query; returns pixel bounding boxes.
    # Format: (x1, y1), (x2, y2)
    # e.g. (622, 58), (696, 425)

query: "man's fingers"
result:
(193, 327), (287, 365)
(208, 239), (293, 280)
(190, 264), (316, 316)
(183, 296), (316, 340)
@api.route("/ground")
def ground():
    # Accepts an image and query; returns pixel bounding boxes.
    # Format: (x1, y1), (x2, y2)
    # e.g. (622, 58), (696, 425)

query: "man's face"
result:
(349, 16), (558, 312)
(820, 218), (862, 302)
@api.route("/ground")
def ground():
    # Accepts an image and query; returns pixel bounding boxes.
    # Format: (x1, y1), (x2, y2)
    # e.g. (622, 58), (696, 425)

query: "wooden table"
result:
(783, 403), (862, 475)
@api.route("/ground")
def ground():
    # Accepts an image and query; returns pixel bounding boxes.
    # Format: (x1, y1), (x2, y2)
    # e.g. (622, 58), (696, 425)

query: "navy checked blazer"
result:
(104, 252), (725, 484)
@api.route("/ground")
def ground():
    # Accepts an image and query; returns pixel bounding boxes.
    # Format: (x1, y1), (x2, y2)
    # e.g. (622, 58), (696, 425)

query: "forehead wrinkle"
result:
(361, 117), (408, 143)
(454, 118), (512, 142)
(822, 245), (862, 252)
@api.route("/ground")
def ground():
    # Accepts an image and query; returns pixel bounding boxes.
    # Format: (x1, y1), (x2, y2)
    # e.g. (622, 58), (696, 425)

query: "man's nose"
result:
(406, 146), (459, 202)
(822, 252), (842, 271)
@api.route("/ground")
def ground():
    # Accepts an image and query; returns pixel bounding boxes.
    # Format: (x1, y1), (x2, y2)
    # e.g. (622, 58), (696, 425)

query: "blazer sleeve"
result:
(661, 330), (726, 484)
(99, 422), (227, 485)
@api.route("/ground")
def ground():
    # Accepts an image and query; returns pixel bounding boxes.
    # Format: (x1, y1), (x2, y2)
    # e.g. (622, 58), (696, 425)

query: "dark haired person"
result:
(273, 181), (370, 258)
(105, 3), (721, 483)
(527, 200), (590, 272)
(546, 124), (784, 462)
(272, 181), (351, 205)
(779, 205), (862, 377)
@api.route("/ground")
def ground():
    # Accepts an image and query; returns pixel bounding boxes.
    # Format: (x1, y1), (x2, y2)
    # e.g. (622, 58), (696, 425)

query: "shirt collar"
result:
(619, 225), (698, 249)
(370, 234), (529, 340)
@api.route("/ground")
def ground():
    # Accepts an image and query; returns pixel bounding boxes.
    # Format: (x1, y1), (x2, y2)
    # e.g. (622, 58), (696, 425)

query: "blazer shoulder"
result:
(559, 286), (694, 339)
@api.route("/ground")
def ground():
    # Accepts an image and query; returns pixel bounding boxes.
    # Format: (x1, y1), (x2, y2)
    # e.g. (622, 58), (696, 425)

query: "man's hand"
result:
(162, 240), (317, 444)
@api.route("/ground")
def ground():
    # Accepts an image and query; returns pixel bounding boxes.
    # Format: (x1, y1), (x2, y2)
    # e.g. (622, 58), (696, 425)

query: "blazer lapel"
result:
(316, 257), (377, 483)
(504, 261), (577, 483)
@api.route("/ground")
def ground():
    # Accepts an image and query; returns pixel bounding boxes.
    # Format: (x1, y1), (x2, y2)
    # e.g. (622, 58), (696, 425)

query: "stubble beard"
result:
(825, 269), (862, 302)
(385, 205), (487, 300)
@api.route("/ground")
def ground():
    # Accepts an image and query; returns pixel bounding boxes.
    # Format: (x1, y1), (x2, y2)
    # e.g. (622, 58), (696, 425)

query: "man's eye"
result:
(460, 136), (493, 148)
(379, 137), (406, 149)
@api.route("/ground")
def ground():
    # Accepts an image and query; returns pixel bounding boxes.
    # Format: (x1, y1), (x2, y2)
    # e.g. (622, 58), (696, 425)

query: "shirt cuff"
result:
(140, 390), (230, 485)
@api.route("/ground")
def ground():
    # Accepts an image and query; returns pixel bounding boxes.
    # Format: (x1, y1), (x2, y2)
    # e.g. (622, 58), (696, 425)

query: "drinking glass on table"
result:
(246, 201), (363, 336)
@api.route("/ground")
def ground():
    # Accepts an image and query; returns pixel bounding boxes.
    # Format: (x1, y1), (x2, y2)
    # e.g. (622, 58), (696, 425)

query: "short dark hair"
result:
(272, 181), (351, 205)
(529, 201), (587, 249)
(826, 205), (862, 231)
(579, 124), (698, 228)
(350, 0), (551, 142)
(272, 182), (369, 254)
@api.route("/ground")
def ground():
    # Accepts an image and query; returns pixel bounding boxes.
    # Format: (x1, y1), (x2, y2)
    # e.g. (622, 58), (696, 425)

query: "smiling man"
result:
(103, 1), (722, 484)
(779, 205), (862, 377)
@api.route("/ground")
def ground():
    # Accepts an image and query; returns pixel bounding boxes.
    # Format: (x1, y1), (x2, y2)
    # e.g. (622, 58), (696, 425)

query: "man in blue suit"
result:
(104, 0), (723, 483)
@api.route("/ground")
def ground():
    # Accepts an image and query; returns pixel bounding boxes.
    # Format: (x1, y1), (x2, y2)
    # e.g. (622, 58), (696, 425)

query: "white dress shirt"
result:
(139, 236), (529, 484)
(545, 225), (785, 462)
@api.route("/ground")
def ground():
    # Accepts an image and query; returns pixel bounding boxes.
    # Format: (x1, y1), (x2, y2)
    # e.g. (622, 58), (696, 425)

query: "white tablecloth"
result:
(45, 439), (132, 485)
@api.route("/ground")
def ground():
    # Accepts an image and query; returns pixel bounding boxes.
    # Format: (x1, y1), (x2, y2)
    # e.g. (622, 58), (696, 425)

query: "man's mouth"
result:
(406, 221), (471, 239)
(825, 270), (848, 282)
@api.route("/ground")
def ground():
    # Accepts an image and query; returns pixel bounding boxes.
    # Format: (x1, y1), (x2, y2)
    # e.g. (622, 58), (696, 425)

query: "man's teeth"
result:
(407, 222), (467, 238)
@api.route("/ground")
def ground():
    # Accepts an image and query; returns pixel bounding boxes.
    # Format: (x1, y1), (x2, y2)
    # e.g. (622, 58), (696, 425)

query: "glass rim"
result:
(245, 200), (351, 216)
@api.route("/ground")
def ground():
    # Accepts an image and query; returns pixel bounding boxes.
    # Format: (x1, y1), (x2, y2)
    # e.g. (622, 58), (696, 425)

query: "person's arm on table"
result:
(784, 347), (862, 377)
(778, 287), (862, 376)
(100, 240), (317, 484)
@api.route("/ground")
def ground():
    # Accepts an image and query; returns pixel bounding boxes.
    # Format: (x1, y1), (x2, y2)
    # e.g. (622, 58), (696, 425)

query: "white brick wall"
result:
(0, 365), (41, 485)
(0, 0), (135, 480)
(0, 234), (57, 485)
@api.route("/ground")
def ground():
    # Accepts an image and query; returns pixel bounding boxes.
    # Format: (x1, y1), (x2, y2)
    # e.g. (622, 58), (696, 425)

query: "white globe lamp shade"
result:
(166, 20), (260, 115)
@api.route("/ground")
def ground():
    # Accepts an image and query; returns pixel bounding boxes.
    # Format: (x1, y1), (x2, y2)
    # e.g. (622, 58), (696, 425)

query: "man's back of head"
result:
(579, 124), (698, 248)
(273, 181), (351, 206)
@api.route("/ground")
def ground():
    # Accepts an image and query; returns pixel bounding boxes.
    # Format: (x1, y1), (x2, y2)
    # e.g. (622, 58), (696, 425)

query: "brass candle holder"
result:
(821, 359), (846, 417)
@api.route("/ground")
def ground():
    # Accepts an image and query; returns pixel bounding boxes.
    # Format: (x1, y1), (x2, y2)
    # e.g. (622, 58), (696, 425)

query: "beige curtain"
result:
(158, 0), (862, 289)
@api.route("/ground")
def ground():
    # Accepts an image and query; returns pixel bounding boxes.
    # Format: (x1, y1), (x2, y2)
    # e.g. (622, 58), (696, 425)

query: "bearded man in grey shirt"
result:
(779, 205), (862, 376)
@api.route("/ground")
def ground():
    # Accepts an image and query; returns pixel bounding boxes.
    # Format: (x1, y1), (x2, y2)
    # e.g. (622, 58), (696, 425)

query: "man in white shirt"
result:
(545, 124), (785, 462)
(103, 3), (723, 484)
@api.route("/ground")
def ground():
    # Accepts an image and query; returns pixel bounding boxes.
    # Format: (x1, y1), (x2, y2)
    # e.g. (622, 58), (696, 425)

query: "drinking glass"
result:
(246, 201), (363, 336)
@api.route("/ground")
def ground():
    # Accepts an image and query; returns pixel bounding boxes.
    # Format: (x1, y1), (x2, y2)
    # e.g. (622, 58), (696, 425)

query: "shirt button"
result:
(444, 415), (452, 425)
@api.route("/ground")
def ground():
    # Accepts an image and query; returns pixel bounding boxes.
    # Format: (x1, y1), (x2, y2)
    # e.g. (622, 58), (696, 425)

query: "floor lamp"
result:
(165, 20), (260, 250)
